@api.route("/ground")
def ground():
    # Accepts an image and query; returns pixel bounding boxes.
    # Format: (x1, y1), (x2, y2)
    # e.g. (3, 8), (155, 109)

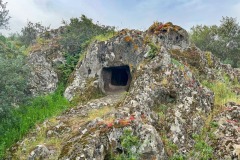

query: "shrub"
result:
(147, 42), (160, 59)
(0, 0), (10, 29)
(58, 15), (115, 84)
(0, 37), (30, 145)
(190, 17), (240, 68)
(113, 129), (140, 160)
(0, 85), (70, 158)
(19, 21), (50, 47)
(201, 77), (240, 105)
(188, 134), (213, 159)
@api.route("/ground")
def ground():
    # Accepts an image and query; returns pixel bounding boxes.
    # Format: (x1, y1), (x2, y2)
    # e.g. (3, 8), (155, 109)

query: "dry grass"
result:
(161, 78), (168, 86)
(12, 105), (115, 159)
(87, 106), (114, 121)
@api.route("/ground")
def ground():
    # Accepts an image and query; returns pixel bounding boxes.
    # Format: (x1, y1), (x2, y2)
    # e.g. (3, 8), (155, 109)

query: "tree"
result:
(61, 15), (115, 55)
(0, 34), (29, 128)
(0, 0), (10, 29)
(190, 25), (218, 51)
(0, 54), (29, 116)
(190, 17), (240, 68)
(19, 21), (49, 46)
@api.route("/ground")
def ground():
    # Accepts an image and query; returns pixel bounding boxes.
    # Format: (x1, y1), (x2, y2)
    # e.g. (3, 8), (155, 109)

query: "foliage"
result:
(170, 154), (185, 160)
(190, 17), (240, 68)
(6, 33), (26, 50)
(0, 0), (10, 29)
(147, 42), (160, 59)
(0, 85), (70, 158)
(57, 51), (79, 84)
(201, 76), (240, 105)
(171, 58), (184, 70)
(0, 34), (69, 158)
(189, 134), (213, 160)
(114, 129), (140, 160)
(93, 32), (116, 42)
(58, 15), (115, 83)
(19, 21), (50, 47)
(0, 54), (29, 115)
(0, 35), (29, 131)
(0, 55), (29, 157)
(60, 15), (115, 55)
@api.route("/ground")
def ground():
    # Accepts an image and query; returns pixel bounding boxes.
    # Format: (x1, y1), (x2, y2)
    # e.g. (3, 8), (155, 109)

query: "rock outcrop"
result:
(7, 22), (240, 159)
(211, 102), (240, 159)
(27, 39), (65, 95)
(64, 22), (189, 101)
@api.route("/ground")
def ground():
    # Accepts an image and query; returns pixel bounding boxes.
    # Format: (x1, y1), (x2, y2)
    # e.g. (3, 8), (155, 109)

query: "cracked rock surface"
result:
(7, 22), (240, 160)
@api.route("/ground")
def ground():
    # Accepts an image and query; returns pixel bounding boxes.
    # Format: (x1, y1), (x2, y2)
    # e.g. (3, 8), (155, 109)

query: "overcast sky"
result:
(1, 0), (240, 35)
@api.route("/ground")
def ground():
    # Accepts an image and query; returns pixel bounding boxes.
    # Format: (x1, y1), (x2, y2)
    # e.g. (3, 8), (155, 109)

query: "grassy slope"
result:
(0, 85), (70, 158)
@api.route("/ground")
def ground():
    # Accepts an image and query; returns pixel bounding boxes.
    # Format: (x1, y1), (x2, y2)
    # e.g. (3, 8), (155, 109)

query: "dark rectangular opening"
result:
(111, 67), (128, 86)
(101, 65), (131, 93)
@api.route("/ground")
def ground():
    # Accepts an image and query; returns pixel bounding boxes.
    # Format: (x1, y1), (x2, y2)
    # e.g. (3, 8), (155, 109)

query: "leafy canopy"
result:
(0, 35), (29, 122)
(59, 15), (115, 83)
(190, 17), (240, 68)
(19, 21), (50, 46)
(0, 0), (10, 29)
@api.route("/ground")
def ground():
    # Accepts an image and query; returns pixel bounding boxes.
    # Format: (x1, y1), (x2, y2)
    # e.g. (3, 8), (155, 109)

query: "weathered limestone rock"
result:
(61, 22), (214, 159)
(28, 145), (52, 160)
(8, 22), (239, 160)
(64, 23), (189, 101)
(27, 41), (65, 95)
(211, 102), (240, 159)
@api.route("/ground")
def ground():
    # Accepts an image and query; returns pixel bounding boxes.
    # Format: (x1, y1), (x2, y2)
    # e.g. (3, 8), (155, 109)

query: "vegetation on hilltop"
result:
(0, 0), (239, 159)
(0, 0), (10, 29)
(59, 15), (115, 83)
(190, 16), (240, 68)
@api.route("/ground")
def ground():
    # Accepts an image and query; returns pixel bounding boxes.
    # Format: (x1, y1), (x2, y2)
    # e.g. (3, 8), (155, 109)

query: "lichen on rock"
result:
(7, 22), (240, 160)
(27, 38), (65, 96)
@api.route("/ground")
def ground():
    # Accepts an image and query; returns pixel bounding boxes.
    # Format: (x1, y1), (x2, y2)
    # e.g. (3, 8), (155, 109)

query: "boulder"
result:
(27, 40), (65, 95)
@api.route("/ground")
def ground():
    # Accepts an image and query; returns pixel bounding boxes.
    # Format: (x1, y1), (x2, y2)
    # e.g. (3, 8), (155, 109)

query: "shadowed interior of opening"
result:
(102, 65), (131, 93)
(111, 67), (128, 86)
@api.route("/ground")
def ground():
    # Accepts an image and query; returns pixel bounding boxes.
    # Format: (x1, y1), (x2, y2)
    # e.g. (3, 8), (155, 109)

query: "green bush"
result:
(147, 42), (160, 59)
(114, 129), (140, 160)
(0, 36), (30, 150)
(201, 76), (240, 105)
(189, 134), (213, 160)
(58, 15), (115, 84)
(60, 15), (114, 55)
(190, 17), (240, 68)
(0, 0), (10, 29)
(0, 85), (70, 158)
(19, 21), (50, 47)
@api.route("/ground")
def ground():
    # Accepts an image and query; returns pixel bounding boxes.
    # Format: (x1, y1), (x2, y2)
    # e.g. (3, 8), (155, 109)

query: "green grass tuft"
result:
(201, 77), (240, 105)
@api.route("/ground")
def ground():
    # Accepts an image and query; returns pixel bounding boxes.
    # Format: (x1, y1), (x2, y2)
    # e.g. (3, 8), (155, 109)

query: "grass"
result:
(80, 31), (116, 50)
(113, 129), (140, 160)
(201, 76), (240, 106)
(195, 75), (240, 159)
(7, 100), (114, 159)
(87, 106), (113, 121)
(171, 58), (185, 70)
(188, 134), (213, 159)
(93, 32), (116, 42)
(0, 85), (70, 158)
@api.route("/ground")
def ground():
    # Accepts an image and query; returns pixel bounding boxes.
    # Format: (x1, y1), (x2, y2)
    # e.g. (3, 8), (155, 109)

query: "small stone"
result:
(82, 128), (88, 134)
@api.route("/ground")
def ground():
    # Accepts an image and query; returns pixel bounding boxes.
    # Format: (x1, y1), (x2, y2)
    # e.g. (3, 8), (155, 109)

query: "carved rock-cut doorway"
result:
(101, 65), (131, 93)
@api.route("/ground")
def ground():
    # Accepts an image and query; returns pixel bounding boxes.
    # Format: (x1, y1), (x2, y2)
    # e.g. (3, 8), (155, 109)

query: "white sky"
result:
(1, 0), (240, 35)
